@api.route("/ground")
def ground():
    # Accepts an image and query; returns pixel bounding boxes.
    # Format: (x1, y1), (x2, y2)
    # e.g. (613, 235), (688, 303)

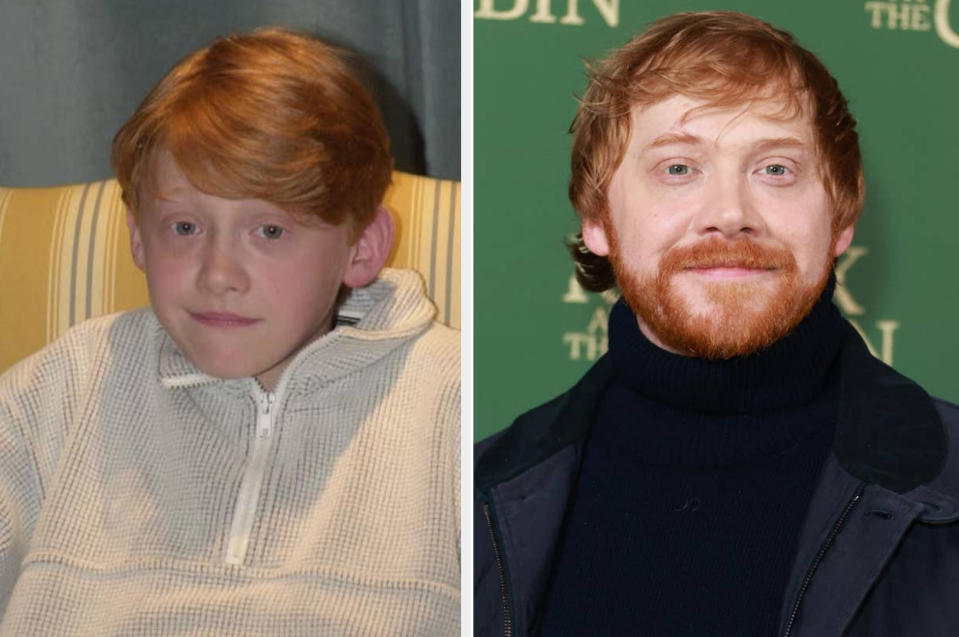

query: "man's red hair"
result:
(568, 11), (863, 290)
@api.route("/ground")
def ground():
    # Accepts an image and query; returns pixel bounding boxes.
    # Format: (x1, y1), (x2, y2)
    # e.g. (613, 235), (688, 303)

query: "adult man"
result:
(474, 12), (959, 637)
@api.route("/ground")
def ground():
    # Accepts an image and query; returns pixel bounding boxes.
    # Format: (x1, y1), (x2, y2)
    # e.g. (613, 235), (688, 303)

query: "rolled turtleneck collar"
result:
(608, 274), (844, 414)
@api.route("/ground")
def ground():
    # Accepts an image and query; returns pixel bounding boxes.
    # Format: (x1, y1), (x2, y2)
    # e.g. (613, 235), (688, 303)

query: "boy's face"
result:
(128, 151), (364, 391)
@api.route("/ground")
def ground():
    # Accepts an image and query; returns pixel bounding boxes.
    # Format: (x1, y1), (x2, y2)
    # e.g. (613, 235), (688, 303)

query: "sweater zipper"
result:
(483, 501), (513, 637)
(225, 388), (275, 565)
(782, 484), (864, 637)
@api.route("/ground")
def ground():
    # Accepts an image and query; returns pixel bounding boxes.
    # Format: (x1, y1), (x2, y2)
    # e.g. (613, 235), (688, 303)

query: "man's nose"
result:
(197, 239), (250, 295)
(694, 176), (764, 239)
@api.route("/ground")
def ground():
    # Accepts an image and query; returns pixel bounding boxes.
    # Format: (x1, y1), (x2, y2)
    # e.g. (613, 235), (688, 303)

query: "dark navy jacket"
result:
(475, 323), (959, 636)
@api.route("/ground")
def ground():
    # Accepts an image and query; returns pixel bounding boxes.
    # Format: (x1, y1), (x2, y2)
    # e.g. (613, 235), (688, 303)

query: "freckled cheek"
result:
(147, 267), (193, 300)
(780, 233), (831, 285)
(643, 207), (691, 252)
(149, 249), (196, 276)
(260, 260), (326, 303)
(141, 248), (198, 298)
(143, 234), (197, 265)
(610, 200), (686, 263)
(612, 182), (662, 221)
(612, 229), (671, 276)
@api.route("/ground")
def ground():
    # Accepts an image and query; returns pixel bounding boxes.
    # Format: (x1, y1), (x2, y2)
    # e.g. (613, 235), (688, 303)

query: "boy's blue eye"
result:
(173, 221), (197, 236)
(763, 164), (789, 176)
(258, 225), (284, 240)
(667, 164), (690, 176)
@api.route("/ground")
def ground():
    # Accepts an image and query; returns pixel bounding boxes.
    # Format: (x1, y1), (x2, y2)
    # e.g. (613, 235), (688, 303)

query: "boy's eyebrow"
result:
(150, 185), (195, 203)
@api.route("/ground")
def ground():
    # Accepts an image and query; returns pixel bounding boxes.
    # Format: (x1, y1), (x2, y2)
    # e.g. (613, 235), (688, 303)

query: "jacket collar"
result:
(476, 318), (947, 495)
(475, 354), (614, 493)
(833, 321), (946, 493)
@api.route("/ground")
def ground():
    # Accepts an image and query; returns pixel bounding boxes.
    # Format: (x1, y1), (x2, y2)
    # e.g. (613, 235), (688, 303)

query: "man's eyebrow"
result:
(644, 133), (702, 150)
(642, 134), (809, 152)
(751, 137), (808, 152)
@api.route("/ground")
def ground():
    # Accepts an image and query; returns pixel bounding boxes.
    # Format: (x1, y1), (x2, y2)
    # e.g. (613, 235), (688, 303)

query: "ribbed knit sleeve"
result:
(0, 316), (106, 612)
(0, 387), (35, 612)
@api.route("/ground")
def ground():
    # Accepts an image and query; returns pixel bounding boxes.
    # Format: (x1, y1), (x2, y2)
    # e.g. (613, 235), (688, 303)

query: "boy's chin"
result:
(194, 362), (259, 380)
(178, 348), (278, 383)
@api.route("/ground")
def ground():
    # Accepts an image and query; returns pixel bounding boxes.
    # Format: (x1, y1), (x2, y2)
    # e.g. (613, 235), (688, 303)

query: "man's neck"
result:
(608, 275), (844, 413)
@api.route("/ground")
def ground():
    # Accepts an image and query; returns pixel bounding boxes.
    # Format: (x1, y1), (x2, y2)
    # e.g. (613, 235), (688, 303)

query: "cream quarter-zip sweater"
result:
(0, 268), (460, 636)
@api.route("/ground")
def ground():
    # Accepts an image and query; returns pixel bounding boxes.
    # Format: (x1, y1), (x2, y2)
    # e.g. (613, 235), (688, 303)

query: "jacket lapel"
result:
(780, 322), (952, 636)
(780, 461), (912, 635)
(476, 357), (616, 635)
(485, 447), (579, 636)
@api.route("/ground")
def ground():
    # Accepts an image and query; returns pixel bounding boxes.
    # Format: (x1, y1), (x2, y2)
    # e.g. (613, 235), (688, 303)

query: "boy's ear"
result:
(125, 208), (146, 272)
(342, 206), (394, 288)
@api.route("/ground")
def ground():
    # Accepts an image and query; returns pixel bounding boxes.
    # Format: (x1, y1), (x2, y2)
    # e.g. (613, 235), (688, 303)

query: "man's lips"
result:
(682, 265), (777, 279)
(190, 311), (261, 327)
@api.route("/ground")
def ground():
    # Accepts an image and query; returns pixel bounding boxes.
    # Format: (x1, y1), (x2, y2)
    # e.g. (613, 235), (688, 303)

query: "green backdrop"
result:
(474, 0), (959, 440)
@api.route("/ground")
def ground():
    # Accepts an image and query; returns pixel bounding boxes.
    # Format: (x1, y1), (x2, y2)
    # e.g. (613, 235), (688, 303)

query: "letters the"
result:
(864, 0), (933, 30)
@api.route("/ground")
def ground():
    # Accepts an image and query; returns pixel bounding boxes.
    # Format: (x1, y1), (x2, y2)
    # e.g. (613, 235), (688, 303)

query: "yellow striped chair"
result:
(0, 171), (460, 374)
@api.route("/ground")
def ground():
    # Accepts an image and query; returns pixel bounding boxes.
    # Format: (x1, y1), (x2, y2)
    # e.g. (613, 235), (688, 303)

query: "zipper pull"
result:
(255, 392), (274, 438)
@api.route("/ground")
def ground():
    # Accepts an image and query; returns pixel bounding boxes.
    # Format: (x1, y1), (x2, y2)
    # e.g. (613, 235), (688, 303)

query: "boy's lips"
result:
(190, 311), (261, 327)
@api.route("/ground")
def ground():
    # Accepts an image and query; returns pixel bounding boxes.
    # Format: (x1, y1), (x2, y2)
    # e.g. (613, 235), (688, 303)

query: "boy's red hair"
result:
(113, 27), (392, 235)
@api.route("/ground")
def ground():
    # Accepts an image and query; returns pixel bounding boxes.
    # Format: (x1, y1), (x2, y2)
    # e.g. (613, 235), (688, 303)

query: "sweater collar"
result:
(608, 276), (844, 413)
(155, 268), (436, 396)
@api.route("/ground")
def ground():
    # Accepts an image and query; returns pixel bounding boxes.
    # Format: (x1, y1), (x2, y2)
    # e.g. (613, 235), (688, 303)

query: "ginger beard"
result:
(609, 232), (833, 360)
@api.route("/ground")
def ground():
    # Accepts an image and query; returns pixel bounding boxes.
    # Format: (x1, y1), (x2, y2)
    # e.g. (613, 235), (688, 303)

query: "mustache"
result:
(662, 238), (796, 272)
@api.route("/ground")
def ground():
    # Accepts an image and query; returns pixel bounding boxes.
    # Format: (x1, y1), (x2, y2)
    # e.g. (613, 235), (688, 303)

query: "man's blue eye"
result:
(764, 164), (789, 176)
(259, 225), (284, 239)
(173, 221), (196, 236)
(667, 164), (690, 176)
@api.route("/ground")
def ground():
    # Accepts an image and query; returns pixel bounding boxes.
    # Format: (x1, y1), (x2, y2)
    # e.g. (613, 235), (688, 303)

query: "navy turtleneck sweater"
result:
(539, 281), (845, 636)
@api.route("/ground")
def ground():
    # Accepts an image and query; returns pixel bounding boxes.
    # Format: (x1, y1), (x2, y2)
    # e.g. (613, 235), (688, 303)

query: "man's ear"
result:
(125, 208), (146, 272)
(581, 217), (612, 257)
(342, 206), (395, 288)
(833, 223), (855, 257)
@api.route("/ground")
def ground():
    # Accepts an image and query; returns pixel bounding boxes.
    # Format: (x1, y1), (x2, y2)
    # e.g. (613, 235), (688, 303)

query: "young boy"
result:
(0, 29), (459, 635)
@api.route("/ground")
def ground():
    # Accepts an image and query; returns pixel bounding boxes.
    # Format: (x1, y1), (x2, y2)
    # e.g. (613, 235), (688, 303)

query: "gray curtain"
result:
(0, 0), (460, 185)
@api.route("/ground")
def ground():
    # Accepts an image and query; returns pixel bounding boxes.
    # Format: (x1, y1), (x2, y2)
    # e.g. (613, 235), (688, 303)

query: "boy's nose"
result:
(197, 243), (250, 295)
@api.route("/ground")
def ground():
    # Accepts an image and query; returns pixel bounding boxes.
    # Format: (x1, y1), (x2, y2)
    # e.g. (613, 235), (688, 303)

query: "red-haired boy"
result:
(0, 28), (459, 634)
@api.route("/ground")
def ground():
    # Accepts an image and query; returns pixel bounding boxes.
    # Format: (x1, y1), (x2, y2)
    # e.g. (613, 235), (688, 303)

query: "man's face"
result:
(582, 95), (854, 359)
(128, 151), (363, 390)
